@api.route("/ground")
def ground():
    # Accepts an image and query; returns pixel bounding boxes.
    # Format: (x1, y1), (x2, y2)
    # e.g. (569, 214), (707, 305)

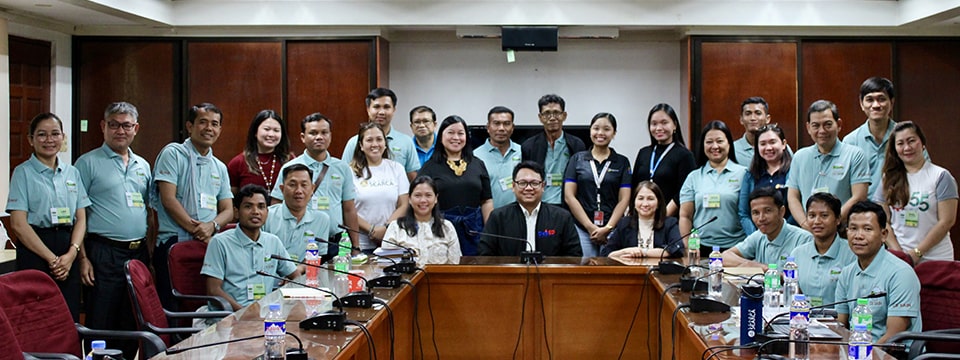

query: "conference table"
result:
(153, 256), (895, 359)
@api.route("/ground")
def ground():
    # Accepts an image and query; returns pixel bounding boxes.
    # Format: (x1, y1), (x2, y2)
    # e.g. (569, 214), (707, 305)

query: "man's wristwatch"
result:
(912, 247), (924, 259)
(212, 221), (221, 233)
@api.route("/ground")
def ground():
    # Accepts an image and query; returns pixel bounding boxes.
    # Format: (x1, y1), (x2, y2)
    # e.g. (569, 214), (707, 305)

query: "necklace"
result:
(637, 232), (653, 250)
(257, 155), (277, 189)
(446, 159), (467, 176)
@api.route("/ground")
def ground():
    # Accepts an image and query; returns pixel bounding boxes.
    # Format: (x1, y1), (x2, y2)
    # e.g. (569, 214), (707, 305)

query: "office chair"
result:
(168, 240), (231, 314)
(915, 259), (960, 354)
(888, 248), (915, 267)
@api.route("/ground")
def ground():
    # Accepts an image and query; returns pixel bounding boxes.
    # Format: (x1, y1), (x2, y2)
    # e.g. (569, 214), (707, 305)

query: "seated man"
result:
(202, 185), (298, 311)
(723, 187), (812, 269)
(479, 161), (581, 257)
(262, 164), (331, 265)
(789, 193), (857, 307)
(836, 201), (922, 344)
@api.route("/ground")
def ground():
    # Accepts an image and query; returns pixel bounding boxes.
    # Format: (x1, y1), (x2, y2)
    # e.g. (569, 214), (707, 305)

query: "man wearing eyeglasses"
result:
(74, 102), (152, 358)
(475, 106), (523, 208)
(521, 94), (586, 207)
(409, 105), (437, 168)
(479, 161), (581, 257)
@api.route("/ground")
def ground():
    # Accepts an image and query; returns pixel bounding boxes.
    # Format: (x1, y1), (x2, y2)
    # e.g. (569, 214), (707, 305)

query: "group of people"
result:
(5, 77), (955, 352)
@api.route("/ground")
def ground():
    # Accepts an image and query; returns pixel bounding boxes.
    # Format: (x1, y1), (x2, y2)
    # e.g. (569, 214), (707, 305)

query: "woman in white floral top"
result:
(381, 176), (461, 265)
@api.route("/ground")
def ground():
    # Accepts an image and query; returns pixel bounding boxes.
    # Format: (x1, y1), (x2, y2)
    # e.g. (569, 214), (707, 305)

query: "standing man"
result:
(409, 105), (437, 168)
(342, 88), (419, 180)
(151, 103), (234, 310)
(732, 97), (771, 165)
(272, 113), (359, 261)
(75, 102), (152, 358)
(262, 164), (331, 264)
(787, 100), (870, 228)
(722, 187), (812, 270)
(475, 106), (523, 208)
(521, 94), (586, 207)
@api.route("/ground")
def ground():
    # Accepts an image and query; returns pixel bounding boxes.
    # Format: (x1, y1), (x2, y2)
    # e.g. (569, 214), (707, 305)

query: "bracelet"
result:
(71, 243), (81, 253)
(912, 247), (924, 259)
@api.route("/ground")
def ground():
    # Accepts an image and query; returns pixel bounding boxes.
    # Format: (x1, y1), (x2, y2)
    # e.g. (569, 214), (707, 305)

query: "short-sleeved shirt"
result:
(201, 228), (297, 307)
(735, 222), (812, 269)
(342, 126), (420, 173)
(786, 141), (871, 208)
(542, 134), (571, 205)
(262, 203), (331, 261)
(835, 249), (923, 342)
(790, 235), (857, 307)
(6, 154), (91, 227)
(738, 169), (793, 234)
(563, 149), (632, 226)
(413, 134), (436, 168)
(732, 135), (753, 166)
(844, 119), (895, 196)
(872, 161), (958, 261)
(353, 159), (410, 249)
(475, 140), (523, 208)
(75, 143), (151, 240)
(270, 151), (356, 237)
(679, 162), (748, 248)
(153, 141), (233, 242)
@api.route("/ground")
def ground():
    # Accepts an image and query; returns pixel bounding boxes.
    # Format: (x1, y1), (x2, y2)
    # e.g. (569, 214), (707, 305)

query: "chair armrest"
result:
(22, 353), (80, 360)
(164, 308), (234, 319)
(171, 291), (233, 312)
(146, 322), (207, 336)
(76, 324), (167, 358)
(887, 330), (960, 358)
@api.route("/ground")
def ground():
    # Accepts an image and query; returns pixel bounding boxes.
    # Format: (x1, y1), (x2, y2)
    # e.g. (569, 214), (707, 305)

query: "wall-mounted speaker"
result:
(501, 26), (558, 52)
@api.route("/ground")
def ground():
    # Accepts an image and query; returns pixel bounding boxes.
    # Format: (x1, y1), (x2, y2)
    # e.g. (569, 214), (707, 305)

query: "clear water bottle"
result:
(687, 229), (702, 277)
(305, 239), (321, 286)
(708, 246), (723, 297)
(782, 256), (799, 310)
(847, 324), (872, 360)
(852, 298), (873, 332)
(788, 294), (810, 360)
(264, 303), (286, 360)
(764, 264), (782, 308)
(333, 233), (352, 296)
(85, 340), (106, 360)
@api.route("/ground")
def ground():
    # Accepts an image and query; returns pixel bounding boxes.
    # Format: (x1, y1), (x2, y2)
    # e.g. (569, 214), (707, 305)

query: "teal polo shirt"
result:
(474, 140), (523, 208)
(542, 134), (570, 205)
(732, 136), (754, 166)
(76, 143), (152, 240)
(153, 141), (233, 242)
(786, 141), (871, 208)
(201, 228), (297, 307)
(843, 119), (930, 196)
(789, 235), (857, 307)
(270, 151), (356, 237)
(835, 249), (922, 342)
(262, 203), (331, 261)
(679, 162), (748, 248)
(6, 154), (91, 227)
(734, 222), (812, 269)
(342, 126), (420, 173)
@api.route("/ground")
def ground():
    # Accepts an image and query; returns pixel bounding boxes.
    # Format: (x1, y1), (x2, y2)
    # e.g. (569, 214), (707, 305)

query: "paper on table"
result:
(280, 287), (332, 300)
(724, 267), (763, 276)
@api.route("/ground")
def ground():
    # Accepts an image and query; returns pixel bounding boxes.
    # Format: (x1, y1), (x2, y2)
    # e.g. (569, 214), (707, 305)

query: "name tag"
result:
(498, 177), (513, 191)
(903, 210), (920, 228)
(126, 192), (145, 208)
(547, 173), (563, 187)
(50, 207), (71, 224)
(813, 186), (830, 194)
(66, 180), (78, 193)
(248, 283), (266, 301)
(315, 196), (331, 211)
(704, 194), (721, 209)
(200, 193), (217, 210)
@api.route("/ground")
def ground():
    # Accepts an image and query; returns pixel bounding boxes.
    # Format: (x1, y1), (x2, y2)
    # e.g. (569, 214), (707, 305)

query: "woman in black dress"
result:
(631, 103), (697, 217)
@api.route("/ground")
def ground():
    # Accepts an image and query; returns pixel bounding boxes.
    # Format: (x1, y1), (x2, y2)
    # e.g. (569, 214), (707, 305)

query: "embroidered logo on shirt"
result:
(537, 229), (556, 237)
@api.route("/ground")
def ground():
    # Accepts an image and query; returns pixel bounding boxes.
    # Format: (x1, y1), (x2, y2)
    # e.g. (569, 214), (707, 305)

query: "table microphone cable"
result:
(401, 278), (425, 359)
(531, 257), (553, 360)
(372, 297), (395, 360)
(616, 269), (652, 360)
(511, 259), (533, 360)
(346, 319), (378, 360)
(657, 282), (681, 360)
(671, 303), (691, 360)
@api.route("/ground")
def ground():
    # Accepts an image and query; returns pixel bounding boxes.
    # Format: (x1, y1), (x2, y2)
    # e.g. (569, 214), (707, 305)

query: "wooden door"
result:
(8, 36), (50, 168)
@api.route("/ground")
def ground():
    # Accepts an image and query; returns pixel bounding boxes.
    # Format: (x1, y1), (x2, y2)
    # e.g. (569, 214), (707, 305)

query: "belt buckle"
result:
(129, 241), (141, 250)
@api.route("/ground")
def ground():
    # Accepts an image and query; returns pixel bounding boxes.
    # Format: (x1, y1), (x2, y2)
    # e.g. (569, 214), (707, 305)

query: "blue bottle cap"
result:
(786, 256), (795, 261)
(712, 246), (720, 251)
(793, 294), (805, 301)
(91, 340), (106, 350)
(269, 303), (281, 312)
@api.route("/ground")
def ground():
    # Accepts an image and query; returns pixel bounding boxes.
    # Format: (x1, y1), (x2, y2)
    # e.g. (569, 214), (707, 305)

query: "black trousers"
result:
(18, 225), (80, 322)
(83, 233), (149, 359)
(152, 237), (177, 311)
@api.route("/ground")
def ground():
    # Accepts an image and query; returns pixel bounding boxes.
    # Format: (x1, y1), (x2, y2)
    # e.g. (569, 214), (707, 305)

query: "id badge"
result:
(704, 194), (721, 209)
(126, 192), (145, 208)
(200, 193), (217, 210)
(50, 207), (71, 224)
(593, 211), (604, 226)
(904, 210), (920, 228)
(813, 186), (830, 194)
(315, 196), (331, 210)
(248, 283), (267, 301)
(809, 296), (824, 308)
(498, 177), (513, 191)
(549, 173), (563, 187)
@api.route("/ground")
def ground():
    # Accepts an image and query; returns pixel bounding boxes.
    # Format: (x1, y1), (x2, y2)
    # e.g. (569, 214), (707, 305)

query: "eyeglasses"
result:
(107, 121), (137, 131)
(515, 180), (544, 189)
(31, 131), (63, 140)
(412, 119), (434, 126)
(539, 111), (564, 119)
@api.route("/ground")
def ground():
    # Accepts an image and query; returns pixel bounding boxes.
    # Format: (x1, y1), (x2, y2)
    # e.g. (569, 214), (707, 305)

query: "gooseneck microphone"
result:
(658, 216), (718, 274)
(338, 224), (418, 274)
(256, 271), (347, 331)
(468, 230), (544, 264)
(686, 269), (731, 313)
(270, 255), (375, 308)
(762, 291), (888, 331)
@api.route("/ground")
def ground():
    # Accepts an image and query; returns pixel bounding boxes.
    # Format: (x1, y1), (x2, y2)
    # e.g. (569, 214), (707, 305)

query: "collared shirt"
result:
(413, 134), (436, 168)
(835, 249), (923, 342)
(76, 143), (151, 240)
(735, 222), (812, 269)
(790, 235), (857, 307)
(843, 119), (898, 196)
(786, 141), (871, 209)
(6, 154), (91, 227)
(342, 126), (420, 173)
(201, 228), (297, 307)
(153, 143), (232, 242)
(270, 151), (356, 237)
(521, 203), (541, 251)
(732, 135), (754, 166)
(564, 149), (633, 225)
(679, 162), (748, 248)
(262, 203), (331, 261)
(542, 134), (570, 205)
(738, 169), (793, 234)
(475, 140), (523, 208)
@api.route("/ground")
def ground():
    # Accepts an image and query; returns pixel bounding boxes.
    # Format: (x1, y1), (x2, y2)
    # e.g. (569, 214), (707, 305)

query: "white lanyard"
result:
(589, 160), (612, 208)
(649, 143), (675, 178)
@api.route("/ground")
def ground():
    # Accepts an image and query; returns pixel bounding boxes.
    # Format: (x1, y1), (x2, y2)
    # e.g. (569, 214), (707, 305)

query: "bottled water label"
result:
(853, 314), (873, 331)
(782, 269), (796, 280)
(847, 343), (872, 359)
(264, 320), (285, 335)
(335, 262), (348, 272)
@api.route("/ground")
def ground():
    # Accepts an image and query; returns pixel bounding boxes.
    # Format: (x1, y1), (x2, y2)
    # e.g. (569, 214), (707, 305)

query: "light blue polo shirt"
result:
(414, 134), (436, 168)
(6, 154), (91, 227)
(475, 140), (523, 208)
(542, 134), (570, 205)
(732, 136), (754, 166)
(735, 221), (812, 269)
(201, 228), (297, 307)
(843, 120), (930, 196)
(262, 203), (331, 261)
(342, 126), (420, 173)
(786, 141), (871, 208)
(76, 143), (151, 240)
(679, 162), (748, 248)
(835, 249), (922, 342)
(270, 151), (356, 237)
(790, 235), (857, 307)
(153, 141), (233, 243)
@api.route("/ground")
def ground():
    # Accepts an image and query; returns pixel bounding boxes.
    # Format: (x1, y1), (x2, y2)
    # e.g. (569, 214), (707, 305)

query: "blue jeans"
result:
(443, 206), (483, 256)
(576, 226), (601, 258)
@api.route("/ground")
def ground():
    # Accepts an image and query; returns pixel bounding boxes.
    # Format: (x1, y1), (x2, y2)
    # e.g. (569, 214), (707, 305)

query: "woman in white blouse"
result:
(382, 176), (461, 265)
(350, 122), (410, 253)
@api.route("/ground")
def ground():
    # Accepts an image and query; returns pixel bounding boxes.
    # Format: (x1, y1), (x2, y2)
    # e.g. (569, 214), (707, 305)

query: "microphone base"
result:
(333, 291), (374, 308)
(286, 349), (308, 360)
(385, 261), (417, 274)
(521, 251), (544, 264)
(753, 331), (789, 355)
(299, 311), (346, 331)
(680, 277), (709, 292)
(689, 295), (731, 313)
(658, 261), (686, 275)
(368, 274), (403, 289)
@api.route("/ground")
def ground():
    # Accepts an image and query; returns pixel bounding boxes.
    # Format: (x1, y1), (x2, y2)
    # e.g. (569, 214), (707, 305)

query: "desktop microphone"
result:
(270, 255), (375, 308)
(762, 291), (888, 331)
(338, 224), (418, 274)
(468, 230), (544, 264)
(687, 269), (731, 313)
(256, 271), (346, 331)
(753, 338), (906, 359)
(274, 254), (403, 290)
(657, 216), (718, 275)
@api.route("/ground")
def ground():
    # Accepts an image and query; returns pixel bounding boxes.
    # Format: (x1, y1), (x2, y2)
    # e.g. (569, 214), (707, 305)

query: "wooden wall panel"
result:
(186, 41), (283, 164)
(799, 41), (892, 147)
(75, 40), (177, 164)
(697, 42), (799, 152)
(286, 41), (373, 158)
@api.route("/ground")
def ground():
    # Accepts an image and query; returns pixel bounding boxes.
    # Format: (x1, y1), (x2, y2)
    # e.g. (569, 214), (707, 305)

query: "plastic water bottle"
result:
(788, 294), (810, 360)
(332, 233), (352, 296)
(847, 324), (872, 360)
(708, 246), (723, 297)
(764, 264), (782, 308)
(782, 256), (799, 310)
(264, 303), (286, 360)
(687, 229), (702, 277)
(305, 239), (321, 286)
(85, 340), (106, 360)
(851, 298), (873, 332)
